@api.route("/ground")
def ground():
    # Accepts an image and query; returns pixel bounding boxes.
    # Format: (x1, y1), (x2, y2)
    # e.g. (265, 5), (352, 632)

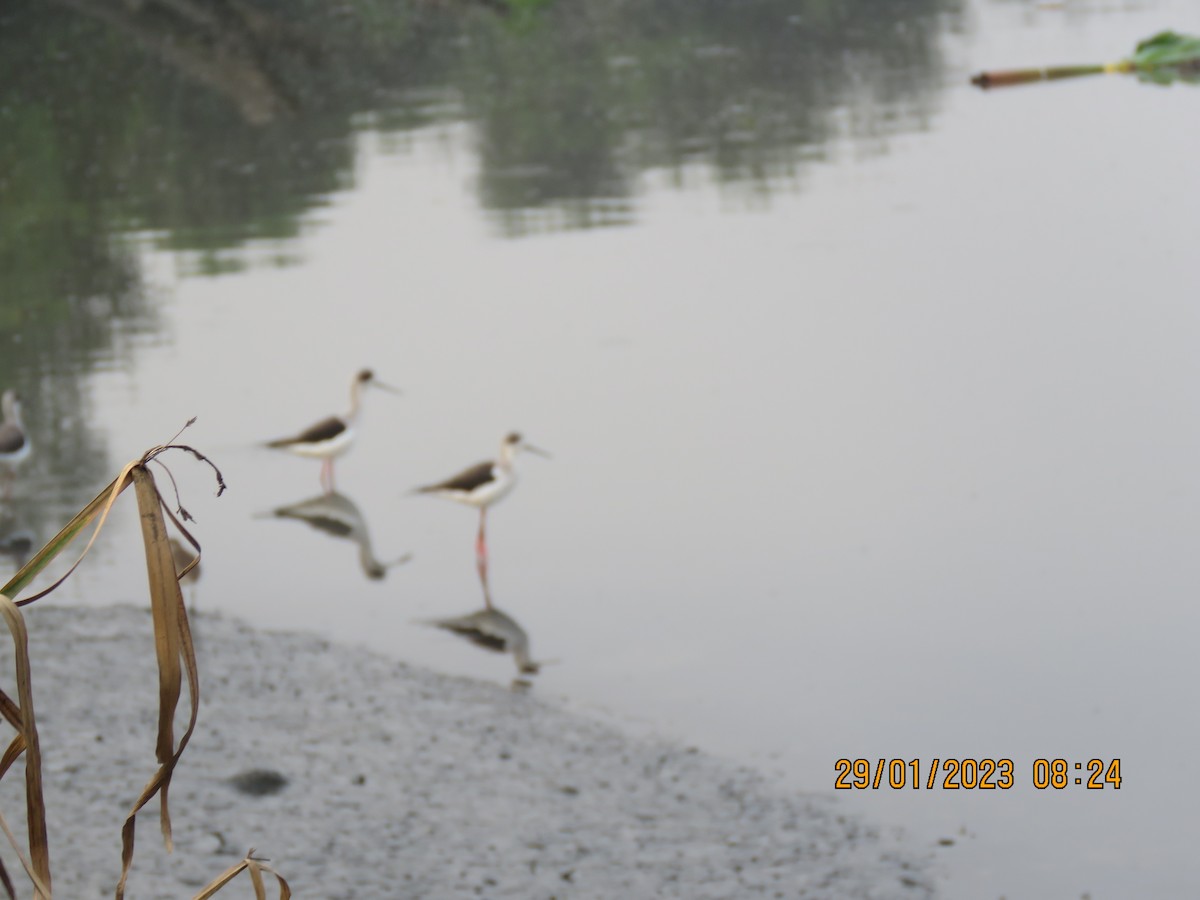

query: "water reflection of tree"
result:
(51, 0), (305, 125)
(4, 0), (963, 246)
(461, 0), (963, 233)
(1, 9), (162, 533)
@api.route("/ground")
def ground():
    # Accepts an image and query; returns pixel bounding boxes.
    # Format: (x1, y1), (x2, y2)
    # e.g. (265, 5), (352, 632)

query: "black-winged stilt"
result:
(266, 369), (398, 492)
(414, 431), (548, 581)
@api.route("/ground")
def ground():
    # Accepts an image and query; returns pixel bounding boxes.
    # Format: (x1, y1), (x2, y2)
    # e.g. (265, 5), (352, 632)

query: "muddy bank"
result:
(0, 606), (933, 898)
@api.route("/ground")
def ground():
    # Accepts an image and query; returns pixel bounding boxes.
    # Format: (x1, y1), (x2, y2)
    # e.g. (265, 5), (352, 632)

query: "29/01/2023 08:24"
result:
(833, 758), (1122, 790)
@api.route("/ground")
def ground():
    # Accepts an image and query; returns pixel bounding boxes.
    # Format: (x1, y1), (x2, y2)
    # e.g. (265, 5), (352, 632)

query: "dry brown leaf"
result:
(0, 735), (25, 782)
(192, 851), (291, 900)
(0, 595), (50, 899)
(0, 806), (46, 900)
(115, 465), (203, 900)
(0, 693), (21, 733)
(2, 430), (224, 608)
(0, 433), (225, 900)
(0, 850), (16, 900)
(5, 462), (138, 608)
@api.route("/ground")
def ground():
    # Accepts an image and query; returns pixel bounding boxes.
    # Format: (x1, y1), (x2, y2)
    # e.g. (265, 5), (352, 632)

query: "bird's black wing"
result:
(418, 460), (495, 494)
(267, 416), (346, 447)
(0, 423), (26, 455)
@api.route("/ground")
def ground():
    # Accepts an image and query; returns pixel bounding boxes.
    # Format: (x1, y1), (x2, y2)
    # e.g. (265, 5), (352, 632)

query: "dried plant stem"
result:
(193, 850), (292, 899)
(0, 596), (50, 899)
(116, 465), (202, 900)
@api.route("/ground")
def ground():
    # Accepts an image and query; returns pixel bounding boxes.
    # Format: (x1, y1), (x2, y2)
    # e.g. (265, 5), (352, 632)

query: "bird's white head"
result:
(355, 369), (401, 395)
(501, 431), (550, 463)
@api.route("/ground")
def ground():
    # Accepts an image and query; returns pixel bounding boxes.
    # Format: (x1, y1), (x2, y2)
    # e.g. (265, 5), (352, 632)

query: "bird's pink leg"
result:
(478, 568), (494, 610)
(475, 507), (488, 565)
(475, 508), (492, 609)
(320, 458), (335, 494)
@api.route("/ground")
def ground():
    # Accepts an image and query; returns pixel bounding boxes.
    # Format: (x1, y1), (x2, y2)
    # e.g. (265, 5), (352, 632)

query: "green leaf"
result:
(1132, 31), (1200, 63)
(1128, 31), (1200, 71)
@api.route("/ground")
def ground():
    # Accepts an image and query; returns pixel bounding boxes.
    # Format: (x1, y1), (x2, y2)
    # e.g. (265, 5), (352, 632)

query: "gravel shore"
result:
(1, 606), (933, 899)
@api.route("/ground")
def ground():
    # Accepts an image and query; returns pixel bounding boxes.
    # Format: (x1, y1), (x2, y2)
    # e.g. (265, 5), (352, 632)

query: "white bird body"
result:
(275, 422), (356, 461)
(421, 462), (516, 509)
(415, 431), (549, 595)
(416, 432), (544, 510)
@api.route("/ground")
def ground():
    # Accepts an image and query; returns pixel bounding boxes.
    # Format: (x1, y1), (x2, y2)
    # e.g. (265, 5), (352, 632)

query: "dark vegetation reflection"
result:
(4, 0), (963, 253)
(0, 0), (961, 519)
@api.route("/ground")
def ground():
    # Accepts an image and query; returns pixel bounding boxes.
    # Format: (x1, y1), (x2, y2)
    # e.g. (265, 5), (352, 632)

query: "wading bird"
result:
(0, 390), (30, 499)
(266, 369), (398, 492)
(414, 431), (548, 581)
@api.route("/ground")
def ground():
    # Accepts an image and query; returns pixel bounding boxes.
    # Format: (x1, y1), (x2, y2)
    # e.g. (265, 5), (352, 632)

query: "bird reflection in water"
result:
(428, 605), (542, 684)
(268, 490), (411, 580)
(426, 531), (549, 686)
(0, 510), (34, 572)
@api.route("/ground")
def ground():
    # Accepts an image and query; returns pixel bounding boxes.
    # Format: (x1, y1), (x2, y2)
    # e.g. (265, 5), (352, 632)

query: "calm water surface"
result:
(3, 1), (1199, 897)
